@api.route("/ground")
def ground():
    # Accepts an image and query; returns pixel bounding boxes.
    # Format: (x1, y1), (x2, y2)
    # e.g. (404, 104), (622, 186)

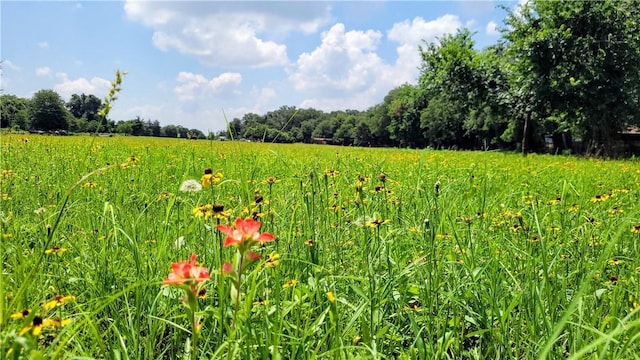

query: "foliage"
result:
(28, 90), (72, 131)
(0, 95), (29, 129)
(503, 0), (640, 156)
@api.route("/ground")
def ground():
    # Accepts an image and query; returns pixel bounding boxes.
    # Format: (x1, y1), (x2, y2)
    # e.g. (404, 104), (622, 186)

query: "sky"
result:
(1, 1), (519, 133)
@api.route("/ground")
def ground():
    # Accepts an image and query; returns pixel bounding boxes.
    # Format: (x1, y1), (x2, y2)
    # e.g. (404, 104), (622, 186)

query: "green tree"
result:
(383, 84), (422, 147)
(503, 0), (640, 156)
(29, 90), (71, 131)
(418, 29), (479, 149)
(67, 93), (102, 121)
(0, 95), (29, 129)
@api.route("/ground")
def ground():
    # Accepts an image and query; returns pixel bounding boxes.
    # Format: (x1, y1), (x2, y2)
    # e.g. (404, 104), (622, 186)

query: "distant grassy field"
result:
(1, 134), (639, 359)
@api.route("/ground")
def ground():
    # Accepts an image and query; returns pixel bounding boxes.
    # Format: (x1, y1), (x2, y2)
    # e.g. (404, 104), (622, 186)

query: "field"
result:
(1, 133), (640, 359)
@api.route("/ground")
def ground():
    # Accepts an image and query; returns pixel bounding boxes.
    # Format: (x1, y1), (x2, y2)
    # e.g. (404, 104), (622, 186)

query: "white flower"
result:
(179, 179), (202, 192)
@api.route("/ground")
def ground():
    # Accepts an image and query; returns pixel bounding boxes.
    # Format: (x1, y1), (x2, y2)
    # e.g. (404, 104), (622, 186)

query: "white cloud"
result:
(289, 23), (384, 92)
(1, 60), (21, 71)
(288, 15), (462, 112)
(124, 1), (332, 67)
(486, 21), (499, 36)
(35, 66), (51, 77)
(38, 41), (49, 49)
(53, 72), (112, 99)
(387, 15), (463, 84)
(174, 71), (242, 101)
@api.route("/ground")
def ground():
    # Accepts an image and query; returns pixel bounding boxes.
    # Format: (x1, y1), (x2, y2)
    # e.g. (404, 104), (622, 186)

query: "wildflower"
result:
(324, 169), (339, 178)
(262, 176), (280, 185)
(180, 179), (202, 192)
(193, 203), (213, 219)
(197, 289), (207, 299)
(2, 169), (16, 177)
(590, 194), (609, 203)
(217, 218), (275, 248)
(19, 316), (71, 336)
(11, 309), (31, 319)
(43, 295), (75, 311)
(364, 217), (390, 227)
(265, 251), (280, 268)
(84, 181), (97, 188)
(304, 239), (314, 246)
(222, 262), (234, 275)
(435, 233), (451, 240)
(34, 207), (47, 215)
(157, 191), (172, 200)
(609, 207), (624, 216)
(608, 258), (624, 266)
(326, 291), (335, 304)
(253, 297), (267, 306)
(282, 279), (298, 288)
(201, 168), (214, 187)
(631, 224), (640, 233)
(45, 246), (67, 255)
(163, 253), (210, 296)
(568, 203), (580, 212)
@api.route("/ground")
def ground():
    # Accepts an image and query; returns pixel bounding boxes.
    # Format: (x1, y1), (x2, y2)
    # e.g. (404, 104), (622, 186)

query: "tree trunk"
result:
(521, 113), (529, 156)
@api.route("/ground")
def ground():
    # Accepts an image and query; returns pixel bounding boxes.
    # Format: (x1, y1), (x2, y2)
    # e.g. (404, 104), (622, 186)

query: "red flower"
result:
(217, 218), (275, 247)
(163, 253), (210, 290)
(222, 261), (234, 275)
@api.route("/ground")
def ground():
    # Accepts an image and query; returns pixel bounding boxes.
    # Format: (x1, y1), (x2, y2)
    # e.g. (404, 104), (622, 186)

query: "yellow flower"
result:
(262, 176), (280, 185)
(304, 239), (314, 246)
(45, 246), (67, 255)
(265, 251), (280, 268)
(11, 309), (31, 319)
(84, 181), (97, 188)
(631, 224), (640, 234)
(282, 279), (298, 289)
(201, 173), (214, 188)
(590, 194), (609, 203)
(608, 258), (623, 266)
(43, 295), (76, 311)
(253, 297), (267, 306)
(326, 291), (335, 304)
(19, 316), (71, 336)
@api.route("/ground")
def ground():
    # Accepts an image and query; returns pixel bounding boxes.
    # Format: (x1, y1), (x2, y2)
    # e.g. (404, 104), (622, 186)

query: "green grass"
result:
(1, 134), (639, 359)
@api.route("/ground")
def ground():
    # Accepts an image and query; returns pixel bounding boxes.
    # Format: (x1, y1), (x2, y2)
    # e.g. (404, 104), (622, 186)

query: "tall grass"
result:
(1, 134), (639, 359)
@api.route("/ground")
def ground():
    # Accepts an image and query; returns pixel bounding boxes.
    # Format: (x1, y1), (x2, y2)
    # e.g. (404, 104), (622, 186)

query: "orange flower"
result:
(163, 253), (210, 294)
(217, 218), (275, 248)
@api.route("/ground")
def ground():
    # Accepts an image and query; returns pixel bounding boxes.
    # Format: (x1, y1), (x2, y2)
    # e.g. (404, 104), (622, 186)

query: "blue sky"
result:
(1, 1), (518, 133)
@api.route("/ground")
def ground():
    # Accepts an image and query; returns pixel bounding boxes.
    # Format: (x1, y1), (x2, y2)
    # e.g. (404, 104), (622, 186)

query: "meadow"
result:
(1, 133), (639, 359)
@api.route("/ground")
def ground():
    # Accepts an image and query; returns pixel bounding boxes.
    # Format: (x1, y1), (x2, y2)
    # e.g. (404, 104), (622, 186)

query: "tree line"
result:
(2, 1), (639, 156)
(0, 91), (205, 139)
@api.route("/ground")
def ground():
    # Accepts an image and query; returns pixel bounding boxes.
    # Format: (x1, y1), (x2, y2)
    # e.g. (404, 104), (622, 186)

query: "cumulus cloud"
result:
(53, 72), (111, 99)
(35, 66), (51, 77)
(289, 15), (462, 112)
(289, 23), (383, 93)
(124, 1), (332, 67)
(486, 21), (499, 36)
(174, 71), (242, 101)
(37, 41), (49, 49)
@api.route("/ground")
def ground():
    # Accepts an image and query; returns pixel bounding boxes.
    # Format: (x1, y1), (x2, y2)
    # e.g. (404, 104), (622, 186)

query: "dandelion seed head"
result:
(180, 179), (202, 192)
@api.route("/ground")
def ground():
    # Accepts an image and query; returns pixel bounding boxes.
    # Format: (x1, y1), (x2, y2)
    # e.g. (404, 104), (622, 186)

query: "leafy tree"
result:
(0, 95), (29, 129)
(503, 0), (640, 156)
(418, 29), (479, 149)
(29, 90), (71, 130)
(382, 84), (421, 147)
(162, 124), (178, 138)
(67, 93), (102, 121)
